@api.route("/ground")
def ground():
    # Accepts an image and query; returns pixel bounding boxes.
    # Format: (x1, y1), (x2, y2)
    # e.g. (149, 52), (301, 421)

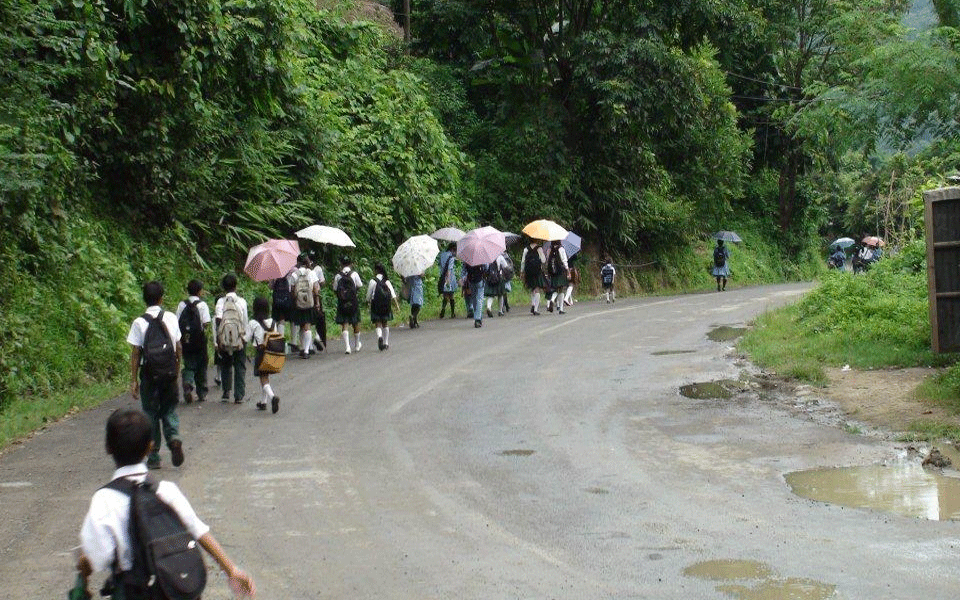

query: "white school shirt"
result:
(332, 268), (363, 291)
(126, 306), (182, 348)
(214, 292), (249, 325)
(312, 266), (326, 287)
(365, 274), (397, 302)
(245, 317), (274, 346)
(175, 296), (212, 325)
(287, 266), (319, 291)
(80, 463), (210, 573)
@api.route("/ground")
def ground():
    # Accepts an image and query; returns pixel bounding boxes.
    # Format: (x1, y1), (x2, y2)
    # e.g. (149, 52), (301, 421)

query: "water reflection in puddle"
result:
(707, 326), (748, 342)
(684, 559), (836, 600)
(786, 461), (960, 521)
(679, 380), (737, 399)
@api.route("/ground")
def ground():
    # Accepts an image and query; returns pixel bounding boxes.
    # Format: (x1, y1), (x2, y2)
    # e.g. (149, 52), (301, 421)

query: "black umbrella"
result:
(712, 231), (743, 243)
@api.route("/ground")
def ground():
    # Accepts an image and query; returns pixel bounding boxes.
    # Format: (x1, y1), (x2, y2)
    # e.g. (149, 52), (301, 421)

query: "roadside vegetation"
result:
(2, 0), (958, 448)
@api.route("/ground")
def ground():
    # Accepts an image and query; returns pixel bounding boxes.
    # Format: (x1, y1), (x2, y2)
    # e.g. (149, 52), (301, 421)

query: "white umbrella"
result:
(392, 235), (440, 277)
(430, 227), (466, 242)
(296, 225), (355, 247)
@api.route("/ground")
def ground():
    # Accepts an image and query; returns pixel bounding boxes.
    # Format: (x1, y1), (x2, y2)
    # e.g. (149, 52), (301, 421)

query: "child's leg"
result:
(384, 325), (390, 347)
(341, 324), (351, 354)
(565, 285), (573, 304)
(232, 350), (246, 401)
(353, 323), (362, 351)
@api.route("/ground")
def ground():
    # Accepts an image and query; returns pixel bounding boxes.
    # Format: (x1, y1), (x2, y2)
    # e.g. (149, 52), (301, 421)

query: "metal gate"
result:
(924, 186), (960, 353)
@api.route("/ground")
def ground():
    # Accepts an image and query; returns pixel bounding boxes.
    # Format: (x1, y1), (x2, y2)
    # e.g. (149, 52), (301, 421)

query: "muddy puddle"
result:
(651, 349), (697, 356)
(685, 559), (836, 600)
(786, 457), (960, 521)
(498, 449), (535, 457)
(707, 326), (748, 342)
(679, 380), (738, 399)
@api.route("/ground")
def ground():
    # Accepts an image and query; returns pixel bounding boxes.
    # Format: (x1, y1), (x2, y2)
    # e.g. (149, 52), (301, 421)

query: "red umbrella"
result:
(244, 239), (300, 281)
(456, 226), (506, 266)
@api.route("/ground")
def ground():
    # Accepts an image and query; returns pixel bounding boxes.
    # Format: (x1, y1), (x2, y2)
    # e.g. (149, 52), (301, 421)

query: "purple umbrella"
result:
(456, 226), (506, 266)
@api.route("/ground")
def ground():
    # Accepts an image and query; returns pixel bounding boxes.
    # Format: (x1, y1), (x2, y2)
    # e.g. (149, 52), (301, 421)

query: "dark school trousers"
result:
(139, 372), (180, 464)
(220, 348), (246, 401)
(181, 350), (208, 400)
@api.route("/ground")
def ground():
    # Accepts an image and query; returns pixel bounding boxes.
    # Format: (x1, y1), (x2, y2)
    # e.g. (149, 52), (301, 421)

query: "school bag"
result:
(437, 255), (453, 295)
(466, 263), (486, 284)
(601, 264), (615, 286)
(336, 270), (359, 314)
(500, 255), (515, 282)
(371, 277), (392, 315)
(258, 320), (286, 375)
(177, 300), (205, 355)
(272, 276), (292, 309)
(547, 248), (563, 276)
(486, 261), (502, 286)
(713, 246), (726, 268)
(141, 312), (178, 384)
(216, 296), (244, 352)
(523, 247), (542, 276)
(293, 270), (313, 310)
(104, 476), (207, 600)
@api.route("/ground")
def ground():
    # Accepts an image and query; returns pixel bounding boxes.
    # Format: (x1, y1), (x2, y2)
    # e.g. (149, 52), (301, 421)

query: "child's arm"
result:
(129, 346), (141, 399)
(198, 533), (256, 596)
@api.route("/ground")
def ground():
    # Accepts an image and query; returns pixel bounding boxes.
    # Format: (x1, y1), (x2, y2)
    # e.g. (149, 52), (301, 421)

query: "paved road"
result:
(3, 282), (959, 599)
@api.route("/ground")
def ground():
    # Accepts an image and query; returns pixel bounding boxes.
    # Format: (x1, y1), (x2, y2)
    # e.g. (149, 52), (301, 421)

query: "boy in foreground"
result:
(76, 409), (255, 598)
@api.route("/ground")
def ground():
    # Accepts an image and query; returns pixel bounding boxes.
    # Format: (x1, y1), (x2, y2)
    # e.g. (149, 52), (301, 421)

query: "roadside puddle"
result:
(707, 326), (748, 342)
(679, 380), (737, 399)
(685, 559), (836, 600)
(785, 461), (960, 521)
(651, 349), (697, 356)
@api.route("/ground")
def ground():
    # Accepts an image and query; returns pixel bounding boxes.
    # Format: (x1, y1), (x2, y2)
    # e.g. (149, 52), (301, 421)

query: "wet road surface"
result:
(3, 282), (960, 599)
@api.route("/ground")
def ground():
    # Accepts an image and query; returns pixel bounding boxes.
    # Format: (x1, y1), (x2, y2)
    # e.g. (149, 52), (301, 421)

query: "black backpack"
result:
(486, 262), (502, 286)
(177, 300), (205, 354)
(466, 263), (486, 284)
(371, 277), (392, 315)
(523, 248), (541, 276)
(272, 276), (291, 309)
(713, 246), (726, 268)
(336, 270), (358, 314)
(547, 248), (563, 276)
(601, 264), (615, 285)
(104, 476), (207, 600)
(141, 312), (178, 384)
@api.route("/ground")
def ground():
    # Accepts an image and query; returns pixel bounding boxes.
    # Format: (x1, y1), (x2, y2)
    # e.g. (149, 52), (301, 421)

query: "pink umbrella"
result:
(456, 226), (506, 266)
(244, 239), (300, 282)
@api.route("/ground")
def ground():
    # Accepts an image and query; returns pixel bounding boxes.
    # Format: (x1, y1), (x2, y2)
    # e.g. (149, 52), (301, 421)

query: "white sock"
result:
(565, 286), (573, 303)
(612, 290), (616, 301)
(264, 383), (274, 399)
(276, 322), (285, 336)
(301, 330), (310, 351)
(499, 296), (505, 313)
(384, 327), (390, 345)
(342, 330), (350, 352)
(313, 331), (322, 349)
(355, 333), (362, 351)
(486, 297), (493, 310)
(533, 292), (540, 310)
(605, 291), (610, 302)
(376, 326), (383, 340)
(549, 292), (557, 306)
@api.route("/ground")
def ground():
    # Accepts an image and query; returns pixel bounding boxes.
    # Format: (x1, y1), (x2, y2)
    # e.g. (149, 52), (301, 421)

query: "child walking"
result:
(76, 409), (256, 599)
(248, 296), (281, 413)
(367, 263), (401, 350)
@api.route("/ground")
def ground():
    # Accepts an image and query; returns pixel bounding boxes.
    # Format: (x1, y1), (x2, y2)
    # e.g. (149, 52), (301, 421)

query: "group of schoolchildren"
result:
(72, 243), (622, 599)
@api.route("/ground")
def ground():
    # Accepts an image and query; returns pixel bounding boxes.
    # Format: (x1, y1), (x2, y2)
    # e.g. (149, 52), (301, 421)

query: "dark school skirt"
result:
(335, 303), (360, 326)
(549, 272), (569, 289)
(289, 305), (315, 326)
(370, 306), (394, 323)
(524, 271), (546, 290)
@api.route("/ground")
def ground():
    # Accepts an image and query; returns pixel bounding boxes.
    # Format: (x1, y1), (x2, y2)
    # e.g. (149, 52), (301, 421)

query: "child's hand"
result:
(228, 568), (256, 598)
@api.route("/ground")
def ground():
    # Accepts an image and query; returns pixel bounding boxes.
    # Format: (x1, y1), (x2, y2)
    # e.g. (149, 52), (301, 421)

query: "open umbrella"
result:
(430, 227), (466, 242)
(244, 239), (300, 282)
(712, 231), (743, 243)
(862, 236), (885, 247)
(830, 237), (856, 249)
(392, 235), (439, 277)
(522, 219), (568, 242)
(296, 225), (355, 247)
(457, 226), (506, 266)
(542, 231), (582, 258)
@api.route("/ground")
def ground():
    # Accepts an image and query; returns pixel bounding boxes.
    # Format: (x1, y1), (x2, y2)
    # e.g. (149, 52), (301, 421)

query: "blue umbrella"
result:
(830, 237), (856, 249)
(542, 231), (582, 258)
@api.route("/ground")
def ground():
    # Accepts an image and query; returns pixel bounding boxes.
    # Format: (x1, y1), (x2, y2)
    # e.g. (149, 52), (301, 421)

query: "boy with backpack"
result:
(214, 274), (249, 403)
(600, 258), (616, 303)
(76, 409), (255, 599)
(520, 240), (547, 315)
(175, 280), (210, 404)
(465, 262), (488, 328)
(333, 256), (364, 354)
(127, 281), (183, 470)
(366, 263), (401, 350)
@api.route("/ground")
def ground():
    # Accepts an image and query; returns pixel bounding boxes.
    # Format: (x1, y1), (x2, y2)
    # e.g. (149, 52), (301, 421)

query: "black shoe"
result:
(440, 309), (445, 319)
(533, 310), (541, 316)
(547, 301), (554, 313)
(257, 402), (267, 411)
(474, 320), (482, 328)
(498, 311), (504, 317)
(378, 337), (385, 351)
(170, 440), (184, 467)
(300, 350), (309, 359)
(271, 395), (280, 414)
(530, 306), (535, 314)
(147, 459), (162, 470)
(409, 316), (414, 328)
(486, 308), (493, 318)
(221, 392), (230, 402)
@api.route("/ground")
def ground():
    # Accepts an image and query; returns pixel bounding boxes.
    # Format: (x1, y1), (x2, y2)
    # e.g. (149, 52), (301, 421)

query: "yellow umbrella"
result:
(522, 219), (568, 242)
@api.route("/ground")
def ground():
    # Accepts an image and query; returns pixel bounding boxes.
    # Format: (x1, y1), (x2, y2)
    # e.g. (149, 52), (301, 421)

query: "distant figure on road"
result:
(176, 279), (210, 404)
(545, 240), (569, 314)
(215, 274), (248, 403)
(333, 256), (364, 354)
(127, 281), (183, 470)
(600, 258), (616, 303)
(247, 296), (281, 413)
(465, 262), (488, 328)
(712, 239), (730, 291)
(367, 263), (400, 350)
(437, 242), (458, 319)
(829, 246), (846, 270)
(289, 255), (320, 360)
(520, 240), (547, 315)
(564, 254), (579, 307)
(407, 272), (424, 329)
(76, 409), (255, 599)
(484, 253), (508, 318)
